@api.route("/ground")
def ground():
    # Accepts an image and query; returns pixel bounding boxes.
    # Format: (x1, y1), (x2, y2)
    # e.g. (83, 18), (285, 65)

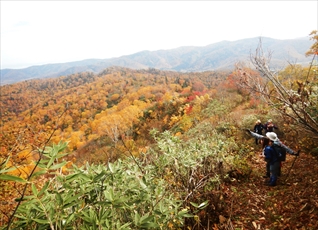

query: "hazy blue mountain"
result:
(1, 37), (313, 85)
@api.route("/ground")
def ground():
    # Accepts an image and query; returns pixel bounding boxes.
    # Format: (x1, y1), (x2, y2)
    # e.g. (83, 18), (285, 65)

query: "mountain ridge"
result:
(1, 36), (313, 85)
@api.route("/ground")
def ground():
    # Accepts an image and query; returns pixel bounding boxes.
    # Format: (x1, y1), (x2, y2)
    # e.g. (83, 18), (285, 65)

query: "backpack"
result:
(272, 144), (287, 161)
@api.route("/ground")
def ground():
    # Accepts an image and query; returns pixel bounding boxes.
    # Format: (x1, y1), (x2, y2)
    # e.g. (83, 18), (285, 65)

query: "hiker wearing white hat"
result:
(266, 132), (279, 142)
(247, 131), (298, 156)
(245, 130), (299, 185)
(263, 138), (280, 186)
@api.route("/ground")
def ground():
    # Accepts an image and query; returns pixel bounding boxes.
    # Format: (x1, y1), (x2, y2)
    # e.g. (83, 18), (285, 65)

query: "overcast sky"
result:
(1, 1), (317, 69)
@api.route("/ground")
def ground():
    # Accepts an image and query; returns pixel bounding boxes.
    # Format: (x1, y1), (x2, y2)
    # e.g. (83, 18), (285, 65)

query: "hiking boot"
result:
(266, 183), (276, 187)
(264, 180), (270, 185)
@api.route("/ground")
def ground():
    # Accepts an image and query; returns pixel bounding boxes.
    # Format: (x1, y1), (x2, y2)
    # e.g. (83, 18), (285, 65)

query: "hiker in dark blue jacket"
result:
(246, 130), (299, 182)
(263, 138), (280, 186)
(248, 131), (298, 155)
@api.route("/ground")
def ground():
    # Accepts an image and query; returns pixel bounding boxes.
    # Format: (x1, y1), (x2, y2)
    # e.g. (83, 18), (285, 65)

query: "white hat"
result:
(266, 132), (278, 141)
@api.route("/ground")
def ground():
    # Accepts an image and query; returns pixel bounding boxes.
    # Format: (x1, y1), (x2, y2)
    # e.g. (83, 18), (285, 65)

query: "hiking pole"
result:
(284, 150), (300, 183)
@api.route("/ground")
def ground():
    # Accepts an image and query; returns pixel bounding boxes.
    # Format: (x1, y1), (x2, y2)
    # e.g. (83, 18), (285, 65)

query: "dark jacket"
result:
(264, 122), (278, 133)
(254, 123), (264, 135)
(264, 145), (279, 165)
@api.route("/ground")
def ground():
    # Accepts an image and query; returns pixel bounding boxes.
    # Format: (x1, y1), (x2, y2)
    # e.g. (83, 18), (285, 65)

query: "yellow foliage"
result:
(162, 92), (173, 102)
(169, 83), (182, 92)
(76, 141), (85, 149)
(110, 93), (120, 101)
(169, 115), (180, 128)
(179, 115), (193, 132)
(175, 132), (182, 137)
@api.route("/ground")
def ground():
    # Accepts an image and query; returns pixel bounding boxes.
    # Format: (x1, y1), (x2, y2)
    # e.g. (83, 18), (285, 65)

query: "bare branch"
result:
(235, 37), (318, 139)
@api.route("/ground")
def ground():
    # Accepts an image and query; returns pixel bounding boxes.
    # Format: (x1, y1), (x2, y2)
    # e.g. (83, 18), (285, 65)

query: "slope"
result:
(220, 149), (318, 229)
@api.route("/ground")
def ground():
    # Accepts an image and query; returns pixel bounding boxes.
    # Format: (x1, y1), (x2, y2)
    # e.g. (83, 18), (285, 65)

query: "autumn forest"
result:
(1, 32), (318, 229)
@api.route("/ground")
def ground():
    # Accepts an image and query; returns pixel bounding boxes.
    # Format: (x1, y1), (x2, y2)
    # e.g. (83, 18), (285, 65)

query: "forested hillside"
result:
(1, 67), (231, 160)
(1, 49), (317, 229)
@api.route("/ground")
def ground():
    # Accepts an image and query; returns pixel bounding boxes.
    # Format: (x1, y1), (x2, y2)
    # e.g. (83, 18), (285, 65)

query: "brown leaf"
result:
(219, 215), (226, 223)
(252, 221), (257, 229)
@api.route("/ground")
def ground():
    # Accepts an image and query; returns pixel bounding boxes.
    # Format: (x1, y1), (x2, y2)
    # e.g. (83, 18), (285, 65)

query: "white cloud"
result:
(1, 1), (317, 69)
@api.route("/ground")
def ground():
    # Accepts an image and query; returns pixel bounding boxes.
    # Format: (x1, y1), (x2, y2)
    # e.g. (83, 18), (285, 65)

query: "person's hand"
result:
(294, 150), (300, 156)
(244, 129), (251, 134)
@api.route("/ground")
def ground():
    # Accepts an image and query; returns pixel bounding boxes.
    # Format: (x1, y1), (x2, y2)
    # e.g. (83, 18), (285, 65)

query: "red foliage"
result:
(184, 105), (193, 114)
(186, 91), (204, 102)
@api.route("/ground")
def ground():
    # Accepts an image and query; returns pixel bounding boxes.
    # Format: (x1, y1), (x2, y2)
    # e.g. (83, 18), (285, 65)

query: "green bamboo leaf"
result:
(0, 174), (27, 183)
(139, 178), (147, 189)
(198, 200), (209, 209)
(55, 153), (69, 159)
(42, 147), (52, 156)
(140, 222), (159, 228)
(53, 144), (60, 155)
(0, 166), (18, 174)
(31, 184), (38, 196)
(65, 213), (75, 225)
(49, 161), (67, 170)
(181, 213), (194, 218)
(106, 218), (110, 228)
(47, 155), (55, 168)
(78, 172), (90, 181)
(30, 204), (43, 212)
(134, 212), (140, 225)
(94, 171), (106, 182)
(104, 190), (114, 202)
(118, 222), (131, 229)
(178, 210), (193, 218)
(56, 192), (63, 205)
(37, 162), (47, 168)
(65, 172), (82, 181)
(63, 193), (82, 208)
(30, 169), (47, 179)
(32, 218), (49, 224)
(190, 201), (199, 208)
(38, 181), (49, 197)
(0, 156), (10, 169)
(140, 214), (153, 224)
(49, 207), (55, 225)
(14, 214), (28, 220)
(108, 162), (114, 173)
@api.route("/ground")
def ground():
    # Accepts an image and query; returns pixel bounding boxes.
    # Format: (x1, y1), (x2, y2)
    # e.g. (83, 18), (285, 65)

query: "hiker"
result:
(264, 119), (278, 133)
(253, 120), (264, 144)
(246, 130), (299, 179)
(266, 132), (285, 177)
(262, 136), (280, 186)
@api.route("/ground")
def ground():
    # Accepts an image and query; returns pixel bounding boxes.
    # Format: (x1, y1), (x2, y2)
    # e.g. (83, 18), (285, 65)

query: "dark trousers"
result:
(266, 162), (270, 177)
(269, 161), (280, 186)
(266, 161), (281, 177)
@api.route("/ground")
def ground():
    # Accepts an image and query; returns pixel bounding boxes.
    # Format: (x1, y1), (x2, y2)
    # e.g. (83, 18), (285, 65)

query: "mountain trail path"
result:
(220, 150), (318, 230)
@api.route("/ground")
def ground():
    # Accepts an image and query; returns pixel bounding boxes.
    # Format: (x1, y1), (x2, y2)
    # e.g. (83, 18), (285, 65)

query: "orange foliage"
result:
(1, 67), (229, 166)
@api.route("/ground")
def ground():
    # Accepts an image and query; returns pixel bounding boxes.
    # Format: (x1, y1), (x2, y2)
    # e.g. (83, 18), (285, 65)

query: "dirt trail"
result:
(221, 151), (318, 229)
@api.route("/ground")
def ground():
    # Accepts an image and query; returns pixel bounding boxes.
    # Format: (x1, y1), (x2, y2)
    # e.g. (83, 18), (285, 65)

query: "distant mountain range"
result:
(1, 37), (314, 85)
